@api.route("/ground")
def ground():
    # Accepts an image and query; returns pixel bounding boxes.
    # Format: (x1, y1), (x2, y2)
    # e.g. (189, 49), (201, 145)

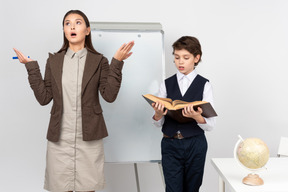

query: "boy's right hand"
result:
(152, 101), (168, 121)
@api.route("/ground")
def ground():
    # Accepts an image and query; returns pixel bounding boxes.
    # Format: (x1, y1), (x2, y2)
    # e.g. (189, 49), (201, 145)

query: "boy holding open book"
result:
(151, 36), (216, 192)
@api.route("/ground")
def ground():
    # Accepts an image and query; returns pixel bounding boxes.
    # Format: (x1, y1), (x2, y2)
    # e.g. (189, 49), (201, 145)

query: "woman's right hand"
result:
(13, 48), (33, 64)
(152, 101), (168, 121)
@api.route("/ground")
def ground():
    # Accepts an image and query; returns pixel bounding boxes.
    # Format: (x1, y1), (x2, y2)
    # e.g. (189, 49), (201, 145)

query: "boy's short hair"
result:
(172, 36), (202, 66)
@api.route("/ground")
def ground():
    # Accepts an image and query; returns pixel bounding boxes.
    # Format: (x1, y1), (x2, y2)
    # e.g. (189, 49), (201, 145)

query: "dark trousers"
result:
(161, 134), (208, 192)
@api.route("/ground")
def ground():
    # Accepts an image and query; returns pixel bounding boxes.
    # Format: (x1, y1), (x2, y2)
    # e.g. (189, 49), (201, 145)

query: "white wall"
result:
(1, 0), (288, 191)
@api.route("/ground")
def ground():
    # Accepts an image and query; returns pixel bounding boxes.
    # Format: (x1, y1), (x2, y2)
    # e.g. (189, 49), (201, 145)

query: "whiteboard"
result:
(90, 22), (165, 162)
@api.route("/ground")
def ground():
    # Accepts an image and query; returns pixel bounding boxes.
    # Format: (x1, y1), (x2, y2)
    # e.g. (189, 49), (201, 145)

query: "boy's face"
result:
(174, 49), (200, 75)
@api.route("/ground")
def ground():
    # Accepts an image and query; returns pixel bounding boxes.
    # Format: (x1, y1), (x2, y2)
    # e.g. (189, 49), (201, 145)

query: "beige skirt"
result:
(44, 113), (105, 192)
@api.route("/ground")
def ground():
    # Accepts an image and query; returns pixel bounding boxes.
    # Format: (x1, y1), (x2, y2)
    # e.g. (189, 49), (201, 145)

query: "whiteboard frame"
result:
(90, 22), (165, 80)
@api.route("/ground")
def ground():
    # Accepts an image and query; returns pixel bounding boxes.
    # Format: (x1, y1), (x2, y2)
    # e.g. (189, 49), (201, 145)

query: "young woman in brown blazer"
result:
(13, 10), (134, 192)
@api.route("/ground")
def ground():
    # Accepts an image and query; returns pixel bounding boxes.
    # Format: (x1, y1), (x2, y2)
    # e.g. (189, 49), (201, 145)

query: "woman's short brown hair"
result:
(172, 36), (202, 66)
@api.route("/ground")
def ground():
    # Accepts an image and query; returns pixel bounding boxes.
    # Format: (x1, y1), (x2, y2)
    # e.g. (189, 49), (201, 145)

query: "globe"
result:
(234, 135), (270, 186)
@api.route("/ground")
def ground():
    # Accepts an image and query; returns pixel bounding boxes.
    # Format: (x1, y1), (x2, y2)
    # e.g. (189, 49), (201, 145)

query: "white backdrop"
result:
(1, 0), (288, 191)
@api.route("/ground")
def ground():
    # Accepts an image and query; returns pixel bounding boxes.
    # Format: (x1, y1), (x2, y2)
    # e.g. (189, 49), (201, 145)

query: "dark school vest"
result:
(162, 74), (208, 137)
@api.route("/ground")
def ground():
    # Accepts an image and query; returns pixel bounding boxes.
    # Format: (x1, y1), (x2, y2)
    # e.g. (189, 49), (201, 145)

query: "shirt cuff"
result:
(198, 117), (215, 131)
(152, 115), (164, 127)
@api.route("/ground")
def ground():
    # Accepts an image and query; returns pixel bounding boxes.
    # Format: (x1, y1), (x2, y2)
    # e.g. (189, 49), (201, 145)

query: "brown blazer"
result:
(25, 50), (124, 142)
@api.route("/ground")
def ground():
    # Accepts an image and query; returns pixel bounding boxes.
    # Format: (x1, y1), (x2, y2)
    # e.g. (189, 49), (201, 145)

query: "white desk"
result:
(211, 158), (288, 192)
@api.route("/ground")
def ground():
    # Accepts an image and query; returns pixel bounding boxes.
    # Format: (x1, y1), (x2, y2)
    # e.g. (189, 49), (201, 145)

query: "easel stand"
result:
(99, 161), (165, 192)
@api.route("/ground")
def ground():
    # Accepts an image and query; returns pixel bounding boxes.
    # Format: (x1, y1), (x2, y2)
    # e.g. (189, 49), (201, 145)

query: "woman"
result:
(13, 10), (134, 192)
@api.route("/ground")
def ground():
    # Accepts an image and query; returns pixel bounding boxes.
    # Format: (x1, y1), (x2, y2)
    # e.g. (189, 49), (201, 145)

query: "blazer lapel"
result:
(82, 51), (103, 95)
(49, 51), (65, 96)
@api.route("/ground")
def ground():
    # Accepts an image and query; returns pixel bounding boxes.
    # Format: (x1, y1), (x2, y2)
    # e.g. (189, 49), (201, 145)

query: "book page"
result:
(172, 100), (208, 110)
(144, 94), (174, 109)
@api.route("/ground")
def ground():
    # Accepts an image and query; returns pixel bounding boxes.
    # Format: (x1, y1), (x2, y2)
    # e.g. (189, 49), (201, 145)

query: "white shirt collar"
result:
(176, 69), (198, 82)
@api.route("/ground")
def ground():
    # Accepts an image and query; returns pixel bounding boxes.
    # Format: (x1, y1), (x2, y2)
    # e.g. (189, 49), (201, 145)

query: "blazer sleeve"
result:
(25, 59), (53, 105)
(98, 57), (124, 103)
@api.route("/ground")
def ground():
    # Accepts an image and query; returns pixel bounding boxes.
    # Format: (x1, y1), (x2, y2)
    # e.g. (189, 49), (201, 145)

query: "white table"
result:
(211, 158), (288, 192)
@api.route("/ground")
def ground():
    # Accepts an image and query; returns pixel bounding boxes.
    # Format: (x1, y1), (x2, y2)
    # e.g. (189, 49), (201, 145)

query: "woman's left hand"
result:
(182, 104), (206, 124)
(113, 41), (135, 61)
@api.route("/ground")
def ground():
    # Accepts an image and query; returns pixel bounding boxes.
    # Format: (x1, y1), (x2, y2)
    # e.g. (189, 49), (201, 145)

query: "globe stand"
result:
(242, 173), (264, 186)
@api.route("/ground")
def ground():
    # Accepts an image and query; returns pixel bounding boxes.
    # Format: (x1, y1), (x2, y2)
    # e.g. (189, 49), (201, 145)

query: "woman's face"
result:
(63, 13), (90, 47)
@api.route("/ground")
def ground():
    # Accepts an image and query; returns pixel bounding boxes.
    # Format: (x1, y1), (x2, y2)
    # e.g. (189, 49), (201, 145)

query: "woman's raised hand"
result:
(113, 41), (135, 61)
(13, 48), (33, 64)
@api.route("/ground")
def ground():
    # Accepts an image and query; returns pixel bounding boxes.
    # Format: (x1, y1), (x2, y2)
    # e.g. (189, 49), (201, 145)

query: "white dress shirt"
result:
(152, 70), (216, 131)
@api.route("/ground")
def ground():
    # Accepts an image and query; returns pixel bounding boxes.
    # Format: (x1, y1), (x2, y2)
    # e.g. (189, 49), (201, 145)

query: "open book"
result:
(143, 94), (217, 123)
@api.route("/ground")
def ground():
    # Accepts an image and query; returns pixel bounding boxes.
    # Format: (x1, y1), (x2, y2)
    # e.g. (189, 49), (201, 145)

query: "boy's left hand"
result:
(182, 104), (206, 124)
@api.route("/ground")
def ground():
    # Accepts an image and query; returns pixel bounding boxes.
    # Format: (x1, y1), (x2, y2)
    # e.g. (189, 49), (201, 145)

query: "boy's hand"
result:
(182, 104), (206, 124)
(152, 101), (168, 121)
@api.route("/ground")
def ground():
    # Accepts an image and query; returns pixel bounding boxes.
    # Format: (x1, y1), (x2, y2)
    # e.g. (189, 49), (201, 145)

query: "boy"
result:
(152, 36), (216, 192)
